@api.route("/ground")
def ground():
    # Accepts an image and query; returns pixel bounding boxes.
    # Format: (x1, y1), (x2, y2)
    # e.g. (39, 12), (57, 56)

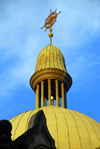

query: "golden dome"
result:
(35, 45), (67, 73)
(10, 106), (100, 149)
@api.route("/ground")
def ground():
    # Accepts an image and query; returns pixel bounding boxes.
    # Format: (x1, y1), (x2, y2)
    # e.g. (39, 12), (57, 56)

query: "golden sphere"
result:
(48, 32), (53, 37)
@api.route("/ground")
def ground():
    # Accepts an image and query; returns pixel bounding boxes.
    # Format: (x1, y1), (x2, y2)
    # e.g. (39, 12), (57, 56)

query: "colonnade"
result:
(35, 79), (67, 108)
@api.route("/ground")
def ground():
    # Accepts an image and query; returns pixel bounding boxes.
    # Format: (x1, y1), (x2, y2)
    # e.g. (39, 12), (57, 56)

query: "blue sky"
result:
(0, 0), (100, 123)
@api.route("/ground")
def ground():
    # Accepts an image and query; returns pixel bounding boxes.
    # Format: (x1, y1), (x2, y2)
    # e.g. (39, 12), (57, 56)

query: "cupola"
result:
(30, 9), (72, 109)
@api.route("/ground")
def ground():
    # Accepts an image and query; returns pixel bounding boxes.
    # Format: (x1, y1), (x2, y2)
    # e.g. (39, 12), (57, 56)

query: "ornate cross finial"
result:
(41, 9), (61, 45)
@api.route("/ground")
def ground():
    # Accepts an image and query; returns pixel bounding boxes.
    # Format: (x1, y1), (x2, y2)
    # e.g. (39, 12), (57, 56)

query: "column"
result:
(64, 88), (67, 108)
(51, 99), (54, 105)
(36, 84), (39, 109)
(61, 83), (65, 108)
(58, 97), (60, 106)
(51, 90), (53, 105)
(48, 79), (51, 106)
(55, 80), (59, 106)
(41, 81), (44, 107)
(45, 98), (46, 106)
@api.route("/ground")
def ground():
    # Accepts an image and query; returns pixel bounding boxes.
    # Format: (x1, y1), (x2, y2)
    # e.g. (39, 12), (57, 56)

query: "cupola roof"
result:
(35, 45), (67, 73)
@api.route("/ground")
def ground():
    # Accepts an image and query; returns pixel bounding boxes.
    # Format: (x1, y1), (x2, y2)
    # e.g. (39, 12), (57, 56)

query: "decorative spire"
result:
(41, 9), (61, 45)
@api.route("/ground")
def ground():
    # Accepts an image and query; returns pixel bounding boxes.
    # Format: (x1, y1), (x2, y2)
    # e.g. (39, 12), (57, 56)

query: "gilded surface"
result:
(10, 106), (100, 149)
(35, 45), (67, 72)
(41, 9), (61, 32)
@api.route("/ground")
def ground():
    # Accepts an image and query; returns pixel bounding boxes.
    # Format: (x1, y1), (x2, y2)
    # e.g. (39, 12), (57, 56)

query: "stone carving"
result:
(0, 110), (56, 149)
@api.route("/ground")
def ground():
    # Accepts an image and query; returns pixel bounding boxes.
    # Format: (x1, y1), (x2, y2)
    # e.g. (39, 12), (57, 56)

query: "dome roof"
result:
(10, 106), (100, 149)
(35, 45), (67, 72)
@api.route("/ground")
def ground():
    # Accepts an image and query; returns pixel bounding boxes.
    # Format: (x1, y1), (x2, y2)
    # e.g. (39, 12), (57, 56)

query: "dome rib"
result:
(43, 47), (46, 69)
(92, 120), (100, 141)
(82, 113), (100, 145)
(43, 48), (46, 69)
(51, 106), (59, 149)
(13, 112), (26, 140)
(25, 110), (33, 131)
(74, 111), (93, 149)
(60, 51), (63, 70)
(49, 46), (50, 68)
(52, 45), (54, 67)
(45, 46), (47, 69)
(59, 108), (71, 149)
(52, 107), (71, 149)
(27, 109), (39, 130)
(67, 109), (82, 149)
(56, 46), (59, 69)
(78, 111), (100, 148)
(10, 114), (18, 124)
(54, 46), (57, 68)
